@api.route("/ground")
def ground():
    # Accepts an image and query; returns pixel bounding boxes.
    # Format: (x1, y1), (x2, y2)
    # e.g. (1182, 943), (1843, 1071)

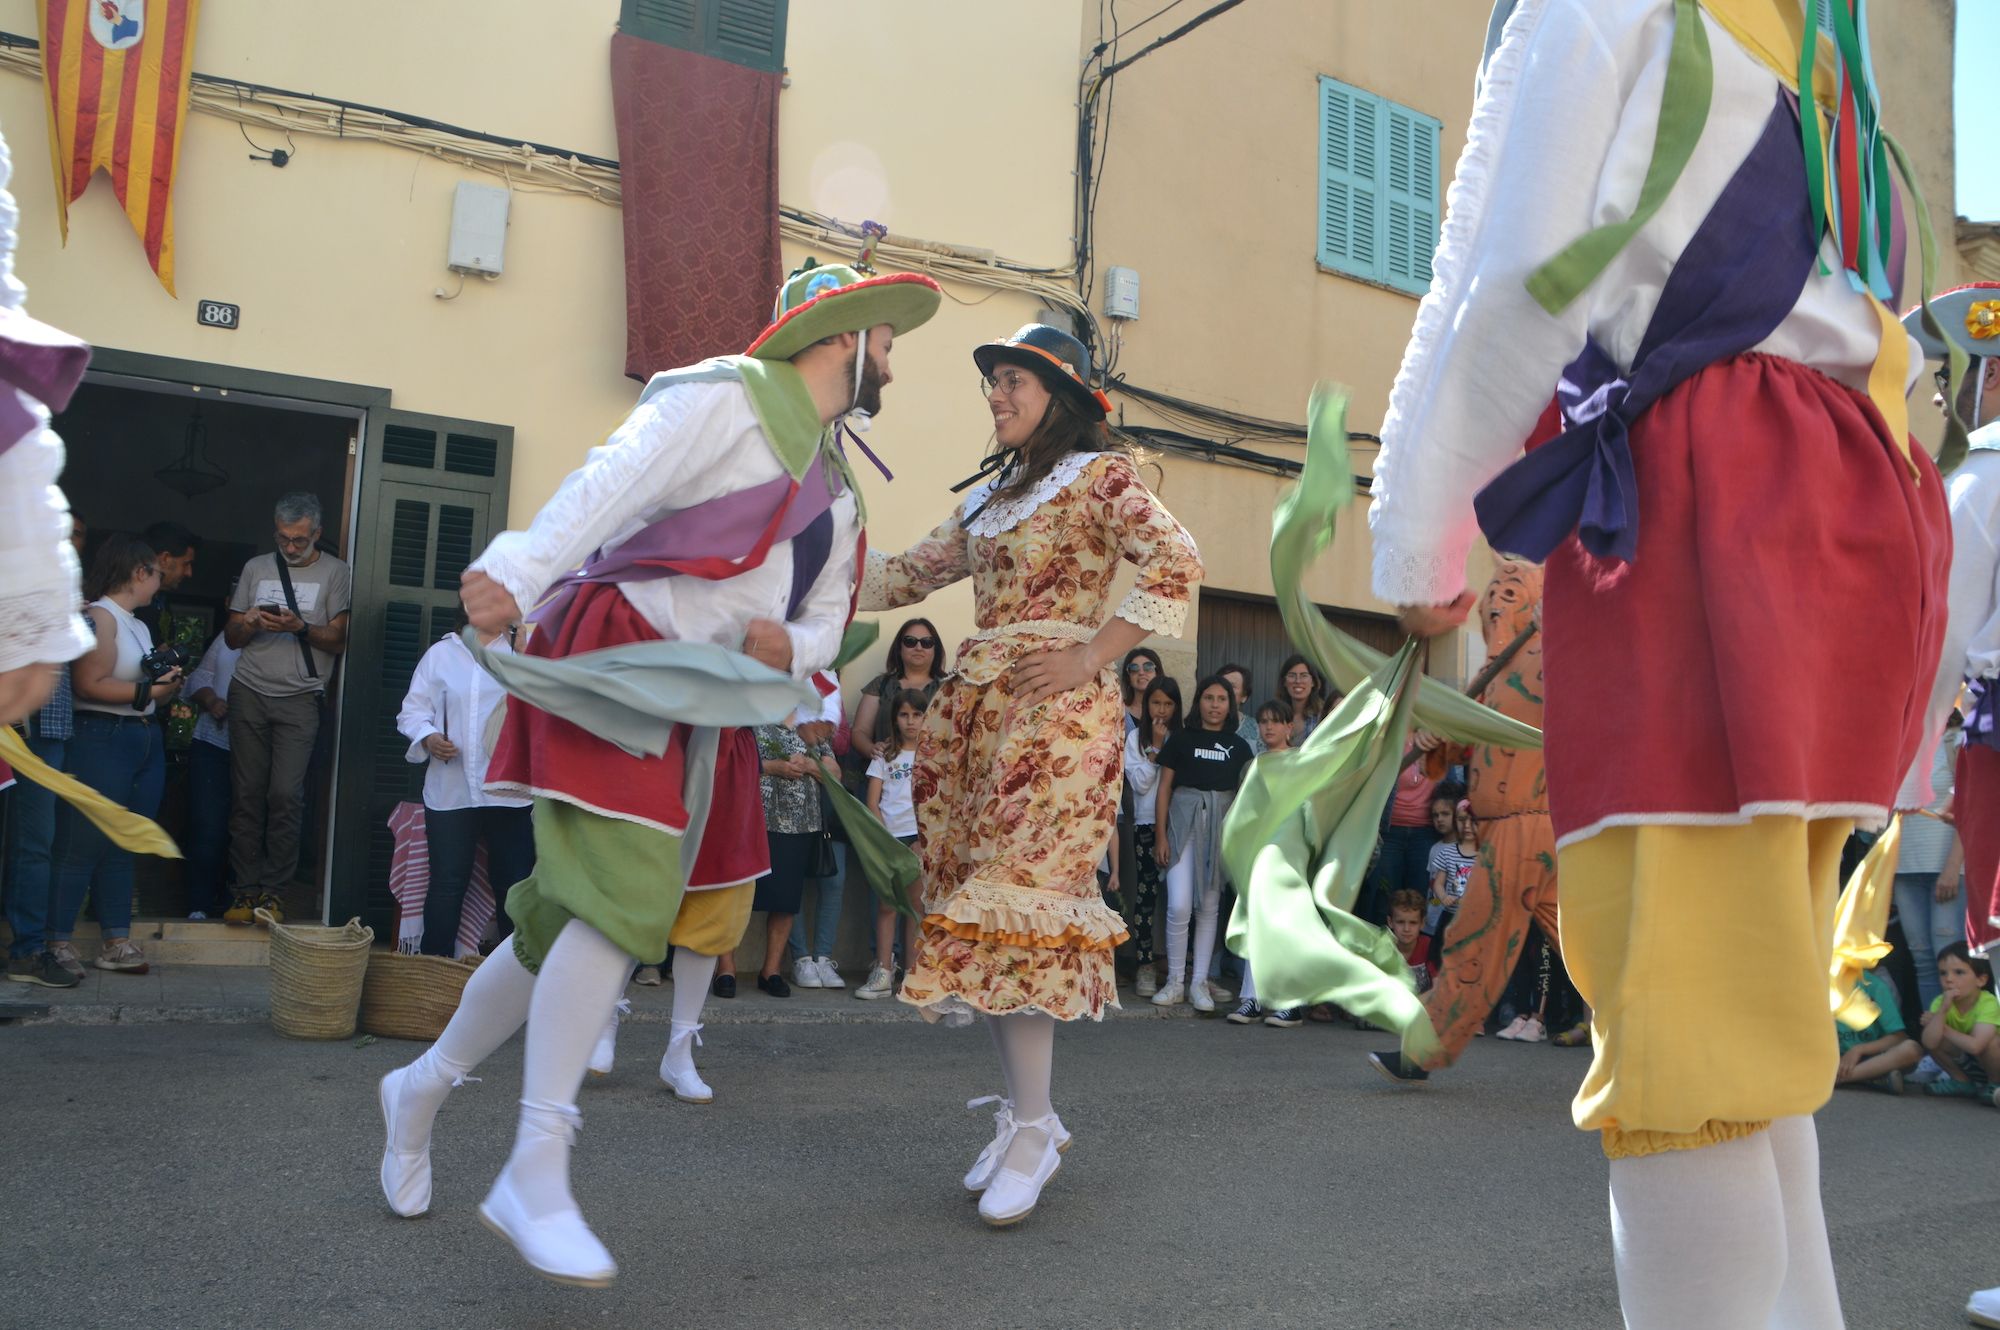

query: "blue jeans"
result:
(4, 732), (66, 959)
(185, 740), (234, 916)
(52, 711), (165, 942)
(1893, 869), (1965, 1011)
(421, 803), (532, 956)
(1363, 823), (1439, 924)
(788, 840), (846, 961)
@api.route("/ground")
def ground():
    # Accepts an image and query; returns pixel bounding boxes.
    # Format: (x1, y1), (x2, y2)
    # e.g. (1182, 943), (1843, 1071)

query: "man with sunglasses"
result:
(220, 491), (351, 926)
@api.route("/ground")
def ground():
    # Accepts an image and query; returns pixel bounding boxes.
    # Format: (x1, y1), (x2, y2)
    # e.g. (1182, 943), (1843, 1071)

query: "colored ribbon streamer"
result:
(1829, 814), (1900, 1030)
(1220, 385), (1540, 1066)
(0, 724), (180, 858)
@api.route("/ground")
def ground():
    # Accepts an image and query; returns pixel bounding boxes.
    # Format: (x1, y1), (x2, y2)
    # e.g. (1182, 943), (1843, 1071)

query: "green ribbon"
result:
(1526, 0), (1712, 315)
(1219, 385), (1541, 1065)
(812, 764), (922, 920)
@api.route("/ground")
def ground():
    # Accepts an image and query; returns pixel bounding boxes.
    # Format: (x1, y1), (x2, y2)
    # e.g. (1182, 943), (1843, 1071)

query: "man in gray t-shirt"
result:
(219, 492), (351, 922)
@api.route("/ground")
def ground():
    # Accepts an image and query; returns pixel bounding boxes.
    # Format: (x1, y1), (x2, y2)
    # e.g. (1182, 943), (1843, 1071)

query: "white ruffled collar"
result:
(960, 451), (1106, 539)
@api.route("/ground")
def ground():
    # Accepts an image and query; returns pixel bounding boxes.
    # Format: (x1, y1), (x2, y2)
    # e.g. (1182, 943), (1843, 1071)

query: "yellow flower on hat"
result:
(1968, 299), (2000, 342)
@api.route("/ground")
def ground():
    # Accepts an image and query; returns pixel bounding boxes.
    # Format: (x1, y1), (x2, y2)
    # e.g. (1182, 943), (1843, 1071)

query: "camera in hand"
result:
(139, 642), (192, 683)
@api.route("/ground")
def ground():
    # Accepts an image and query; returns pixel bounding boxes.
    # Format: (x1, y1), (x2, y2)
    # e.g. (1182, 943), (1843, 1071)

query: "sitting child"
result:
(1918, 942), (2000, 1104)
(1833, 967), (1922, 1095)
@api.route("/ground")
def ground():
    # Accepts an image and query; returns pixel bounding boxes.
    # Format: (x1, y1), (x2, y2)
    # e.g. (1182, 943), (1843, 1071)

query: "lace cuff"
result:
(0, 591), (91, 673)
(858, 548), (894, 613)
(1114, 588), (1188, 638)
(1369, 542), (1466, 610)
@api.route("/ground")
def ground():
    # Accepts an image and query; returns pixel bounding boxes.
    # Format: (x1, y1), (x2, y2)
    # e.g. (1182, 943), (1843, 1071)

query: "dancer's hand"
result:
(1397, 592), (1476, 638)
(1011, 643), (1094, 708)
(460, 570), (521, 635)
(742, 619), (793, 673)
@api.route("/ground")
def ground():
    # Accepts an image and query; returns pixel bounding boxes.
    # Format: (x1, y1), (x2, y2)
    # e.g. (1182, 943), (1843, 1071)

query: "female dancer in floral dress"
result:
(862, 323), (1201, 1227)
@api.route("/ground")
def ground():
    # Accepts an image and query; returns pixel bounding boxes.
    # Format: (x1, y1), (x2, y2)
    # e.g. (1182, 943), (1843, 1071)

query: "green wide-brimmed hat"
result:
(1901, 281), (2000, 360)
(745, 260), (942, 362)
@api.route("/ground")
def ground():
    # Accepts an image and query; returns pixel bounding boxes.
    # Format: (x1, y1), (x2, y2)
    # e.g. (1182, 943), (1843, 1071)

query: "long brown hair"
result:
(984, 371), (1140, 508)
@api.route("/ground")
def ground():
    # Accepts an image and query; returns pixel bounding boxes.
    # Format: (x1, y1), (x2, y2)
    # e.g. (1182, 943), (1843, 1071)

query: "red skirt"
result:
(1541, 352), (1951, 846)
(485, 582), (768, 889)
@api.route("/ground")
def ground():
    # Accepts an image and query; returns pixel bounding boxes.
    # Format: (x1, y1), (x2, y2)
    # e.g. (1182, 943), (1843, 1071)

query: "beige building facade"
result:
(0, 0), (1960, 937)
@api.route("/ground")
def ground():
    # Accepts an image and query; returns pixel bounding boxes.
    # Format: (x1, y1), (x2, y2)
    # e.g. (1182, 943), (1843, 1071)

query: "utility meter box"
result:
(448, 182), (510, 277)
(1103, 265), (1140, 321)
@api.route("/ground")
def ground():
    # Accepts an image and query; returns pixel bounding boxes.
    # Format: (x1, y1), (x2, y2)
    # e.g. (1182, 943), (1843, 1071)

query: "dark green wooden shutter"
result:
(333, 408), (511, 936)
(620, 0), (788, 72)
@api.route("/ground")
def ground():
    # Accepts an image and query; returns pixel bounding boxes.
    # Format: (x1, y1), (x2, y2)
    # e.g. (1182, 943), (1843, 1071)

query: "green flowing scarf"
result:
(1222, 385), (1542, 1064)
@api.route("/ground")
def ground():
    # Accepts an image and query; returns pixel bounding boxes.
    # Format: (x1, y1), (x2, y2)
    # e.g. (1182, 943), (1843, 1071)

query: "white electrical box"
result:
(448, 182), (510, 276)
(1103, 265), (1140, 320)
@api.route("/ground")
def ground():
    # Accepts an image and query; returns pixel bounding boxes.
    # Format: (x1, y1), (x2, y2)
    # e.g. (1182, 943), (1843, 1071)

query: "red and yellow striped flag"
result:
(37, 0), (202, 295)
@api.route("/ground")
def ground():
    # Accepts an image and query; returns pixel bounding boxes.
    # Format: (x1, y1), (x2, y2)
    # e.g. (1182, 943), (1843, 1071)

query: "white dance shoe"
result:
(478, 1162), (617, 1289)
(962, 1095), (1072, 1193)
(377, 1055), (462, 1218)
(976, 1114), (1066, 1227)
(659, 1025), (714, 1103)
(588, 999), (630, 1077)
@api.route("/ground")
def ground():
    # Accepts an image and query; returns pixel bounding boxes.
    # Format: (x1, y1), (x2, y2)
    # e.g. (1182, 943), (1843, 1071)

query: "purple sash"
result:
(1472, 93), (1819, 564)
(530, 451), (844, 638)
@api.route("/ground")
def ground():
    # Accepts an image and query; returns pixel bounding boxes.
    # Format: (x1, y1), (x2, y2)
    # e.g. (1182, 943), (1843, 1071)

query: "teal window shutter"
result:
(1318, 76), (1441, 295)
(620, 0), (788, 73)
(1318, 77), (1378, 279)
(1383, 104), (1443, 295)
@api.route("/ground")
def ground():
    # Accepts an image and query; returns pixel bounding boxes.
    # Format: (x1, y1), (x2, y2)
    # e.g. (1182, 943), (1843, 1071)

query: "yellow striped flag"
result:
(37, 0), (202, 294)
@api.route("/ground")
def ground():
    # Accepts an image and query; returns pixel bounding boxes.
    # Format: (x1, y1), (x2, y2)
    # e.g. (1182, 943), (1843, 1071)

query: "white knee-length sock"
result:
(1608, 1129), (1786, 1330)
(990, 1012), (1057, 1173)
(671, 948), (715, 1038)
(506, 920), (632, 1219)
(390, 940), (536, 1154)
(1767, 1115), (1845, 1328)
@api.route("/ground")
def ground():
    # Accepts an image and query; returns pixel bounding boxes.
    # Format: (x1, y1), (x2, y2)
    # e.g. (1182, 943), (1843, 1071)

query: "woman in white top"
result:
(53, 534), (184, 974)
(1122, 677), (1179, 997)
(397, 623), (533, 957)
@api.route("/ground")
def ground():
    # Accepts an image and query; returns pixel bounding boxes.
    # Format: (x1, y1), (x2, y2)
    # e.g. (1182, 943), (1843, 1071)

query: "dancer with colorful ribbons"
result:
(1241, 2), (1957, 1325)
(373, 261), (940, 1287)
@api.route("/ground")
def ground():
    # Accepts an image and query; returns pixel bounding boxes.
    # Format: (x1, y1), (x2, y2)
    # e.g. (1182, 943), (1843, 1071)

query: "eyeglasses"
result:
(275, 532), (315, 550)
(900, 635), (937, 649)
(1284, 670), (1314, 683)
(981, 369), (1038, 398)
(1125, 660), (1157, 674)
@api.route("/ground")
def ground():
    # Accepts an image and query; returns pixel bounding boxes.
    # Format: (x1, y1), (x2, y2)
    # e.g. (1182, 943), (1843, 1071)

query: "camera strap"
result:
(273, 554), (319, 680)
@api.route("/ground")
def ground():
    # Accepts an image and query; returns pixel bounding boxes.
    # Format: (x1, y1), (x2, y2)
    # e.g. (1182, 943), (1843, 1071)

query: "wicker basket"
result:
(258, 909), (374, 1040)
(358, 950), (481, 1041)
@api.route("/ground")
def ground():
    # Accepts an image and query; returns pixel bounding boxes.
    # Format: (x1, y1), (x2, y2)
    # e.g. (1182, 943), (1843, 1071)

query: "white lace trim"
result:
(1554, 802), (1892, 853)
(858, 548), (894, 613)
(0, 593), (92, 673)
(903, 991), (1121, 1028)
(1367, 0), (1548, 607)
(1114, 588), (1189, 638)
(961, 452), (1107, 539)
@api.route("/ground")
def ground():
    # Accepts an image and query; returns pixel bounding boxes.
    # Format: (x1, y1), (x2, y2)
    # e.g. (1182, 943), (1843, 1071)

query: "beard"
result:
(852, 354), (886, 417)
(281, 545), (316, 567)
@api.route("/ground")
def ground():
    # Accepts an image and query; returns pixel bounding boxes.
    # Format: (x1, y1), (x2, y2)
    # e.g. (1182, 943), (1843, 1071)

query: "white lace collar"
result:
(960, 451), (1106, 539)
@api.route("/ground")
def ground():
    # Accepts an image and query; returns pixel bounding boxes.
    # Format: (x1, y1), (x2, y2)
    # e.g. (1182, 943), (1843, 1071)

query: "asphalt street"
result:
(3, 1012), (1991, 1329)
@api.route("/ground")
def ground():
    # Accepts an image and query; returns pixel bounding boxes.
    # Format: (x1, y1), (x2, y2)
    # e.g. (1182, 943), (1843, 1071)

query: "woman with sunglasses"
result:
(852, 617), (949, 761)
(1118, 648), (1162, 733)
(863, 323), (1202, 1227)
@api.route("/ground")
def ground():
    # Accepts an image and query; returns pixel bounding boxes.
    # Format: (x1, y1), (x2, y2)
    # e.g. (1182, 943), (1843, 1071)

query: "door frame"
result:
(80, 349), (391, 923)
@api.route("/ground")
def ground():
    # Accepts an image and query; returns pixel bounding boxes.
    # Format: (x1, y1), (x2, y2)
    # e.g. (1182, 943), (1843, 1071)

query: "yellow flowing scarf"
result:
(0, 725), (181, 858)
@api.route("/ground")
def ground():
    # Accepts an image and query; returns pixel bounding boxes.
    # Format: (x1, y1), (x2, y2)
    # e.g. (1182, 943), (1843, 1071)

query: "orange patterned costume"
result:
(1418, 558), (1557, 1069)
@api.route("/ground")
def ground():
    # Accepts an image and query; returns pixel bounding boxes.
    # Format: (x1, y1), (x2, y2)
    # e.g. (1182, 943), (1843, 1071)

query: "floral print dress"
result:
(860, 450), (1202, 1022)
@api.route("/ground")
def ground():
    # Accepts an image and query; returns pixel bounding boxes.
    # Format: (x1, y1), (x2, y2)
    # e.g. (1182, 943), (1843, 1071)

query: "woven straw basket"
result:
(257, 909), (374, 1040)
(358, 951), (481, 1041)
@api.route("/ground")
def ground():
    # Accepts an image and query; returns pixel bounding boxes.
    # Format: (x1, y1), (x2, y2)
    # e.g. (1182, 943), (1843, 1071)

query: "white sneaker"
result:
(962, 1095), (1073, 1193)
(659, 1026), (714, 1103)
(631, 965), (663, 987)
(478, 1153), (616, 1288)
(1967, 1284), (2000, 1328)
(793, 956), (825, 989)
(854, 964), (894, 1000)
(1494, 1015), (1531, 1041)
(588, 1000), (629, 1077)
(1188, 979), (1215, 1013)
(816, 956), (845, 989)
(1512, 1016), (1547, 1043)
(1134, 968), (1159, 998)
(1150, 979), (1185, 1007)
(977, 1114), (1065, 1227)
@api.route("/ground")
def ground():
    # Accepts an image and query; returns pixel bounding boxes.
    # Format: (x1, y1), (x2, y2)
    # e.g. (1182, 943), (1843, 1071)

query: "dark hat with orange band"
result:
(972, 323), (1112, 419)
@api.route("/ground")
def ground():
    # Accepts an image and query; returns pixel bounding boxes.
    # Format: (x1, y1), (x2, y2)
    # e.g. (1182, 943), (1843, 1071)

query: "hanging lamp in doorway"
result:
(155, 404), (229, 498)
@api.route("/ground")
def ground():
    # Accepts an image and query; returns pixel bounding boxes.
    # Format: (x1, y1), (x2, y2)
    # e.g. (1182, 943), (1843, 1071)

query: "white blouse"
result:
(1368, 0), (1922, 608)
(396, 633), (530, 811)
(1123, 725), (1162, 827)
(471, 378), (860, 682)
